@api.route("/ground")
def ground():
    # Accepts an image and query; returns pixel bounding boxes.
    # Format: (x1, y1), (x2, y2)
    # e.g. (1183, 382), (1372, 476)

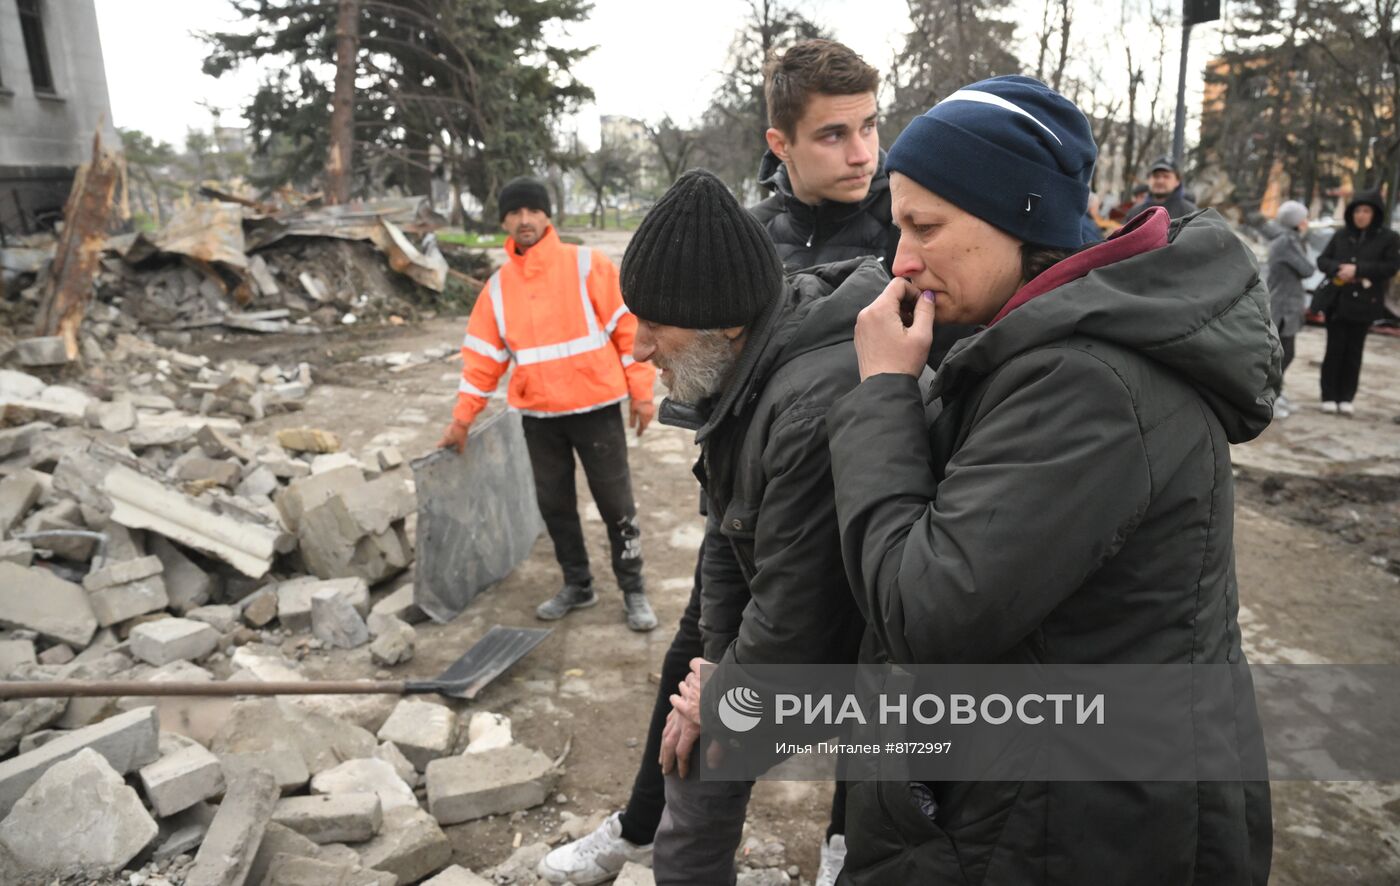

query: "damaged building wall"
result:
(0, 0), (118, 236)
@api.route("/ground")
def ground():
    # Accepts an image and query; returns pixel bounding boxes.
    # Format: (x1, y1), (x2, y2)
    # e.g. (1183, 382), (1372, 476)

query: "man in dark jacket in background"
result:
(1316, 187), (1400, 414)
(628, 171), (874, 885)
(1125, 155), (1199, 220)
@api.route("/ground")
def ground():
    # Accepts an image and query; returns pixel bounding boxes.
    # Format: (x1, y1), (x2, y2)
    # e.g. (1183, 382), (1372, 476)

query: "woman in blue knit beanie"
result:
(825, 76), (1276, 884)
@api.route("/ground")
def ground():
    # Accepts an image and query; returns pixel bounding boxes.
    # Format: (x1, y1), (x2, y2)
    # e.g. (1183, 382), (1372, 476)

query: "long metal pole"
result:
(1172, 22), (1194, 164)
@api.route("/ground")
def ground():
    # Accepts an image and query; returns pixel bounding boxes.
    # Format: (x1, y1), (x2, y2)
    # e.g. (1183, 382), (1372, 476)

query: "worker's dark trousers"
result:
(616, 548), (848, 852)
(520, 403), (644, 594)
(1320, 317), (1370, 403)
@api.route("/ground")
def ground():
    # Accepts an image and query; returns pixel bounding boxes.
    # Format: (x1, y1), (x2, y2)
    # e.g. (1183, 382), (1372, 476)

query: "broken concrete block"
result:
(260, 452), (313, 479)
(272, 793), (383, 844)
(312, 587), (371, 648)
(115, 660), (214, 713)
(425, 745), (556, 825)
(276, 464), (365, 533)
(139, 742), (226, 818)
(84, 554), (163, 591)
(0, 665), (67, 755)
(357, 804), (452, 883)
(36, 643), (73, 665)
(311, 758), (417, 812)
(263, 854), (395, 886)
(369, 617), (415, 666)
(300, 495), (412, 584)
(374, 741), (419, 788)
(188, 604), (239, 633)
(369, 581), (426, 626)
(105, 465), (280, 578)
(616, 861), (659, 886)
(0, 473), (42, 533)
(185, 763), (279, 886)
(0, 562), (98, 648)
(11, 335), (69, 367)
(197, 425), (251, 461)
(0, 539), (34, 566)
(101, 522), (146, 561)
(465, 712), (512, 754)
(0, 369), (45, 400)
(423, 865), (495, 886)
(129, 617), (221, 666)
(0, 421), (50, 459)
(0, 705), (159, 817)
(54, 652), (130, 729)
(85, 398), (138, 433)
(0, 748), (158, 878)
(175, 456), (241, 488)
(148, 534), (213, 614)
(376, 446), (405, 471)
(0, 639), (36, 675)
(247, 822), (321, 885)
(412, 411), (544, 622)
(278, 428), (342, 454)
(240, 589), (279, 627)
(88, 573), (171, 627)
(211, 699), (377, 787)
(377, 699), (458, 771)
(236, 464), (279, 499)
(312, 451), (361, 474)
(276, 576), (370, 633)
(23, 500), (97, 560)
(152, 800), (218, 861)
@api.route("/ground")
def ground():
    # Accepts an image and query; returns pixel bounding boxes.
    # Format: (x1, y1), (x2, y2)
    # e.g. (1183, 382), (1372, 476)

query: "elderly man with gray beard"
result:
(625, 169), (877, 883)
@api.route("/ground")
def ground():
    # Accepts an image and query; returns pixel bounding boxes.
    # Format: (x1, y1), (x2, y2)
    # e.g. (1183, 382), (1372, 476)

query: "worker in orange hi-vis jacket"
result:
(437, 176), (659, 631)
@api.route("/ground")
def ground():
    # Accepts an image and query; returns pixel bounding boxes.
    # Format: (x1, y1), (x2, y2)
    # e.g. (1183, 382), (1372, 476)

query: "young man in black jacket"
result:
(537, 39), (899, 886)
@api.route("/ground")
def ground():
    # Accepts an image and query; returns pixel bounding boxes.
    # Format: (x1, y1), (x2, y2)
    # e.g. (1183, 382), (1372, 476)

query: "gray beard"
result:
(662, 330), (739, 405)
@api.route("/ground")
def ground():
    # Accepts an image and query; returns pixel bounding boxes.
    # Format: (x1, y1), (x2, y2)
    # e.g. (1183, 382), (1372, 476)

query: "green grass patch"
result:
(437, 229), (506, 248)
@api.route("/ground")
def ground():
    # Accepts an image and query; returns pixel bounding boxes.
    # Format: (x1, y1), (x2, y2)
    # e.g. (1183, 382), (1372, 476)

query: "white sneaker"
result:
(1339, 401), (1355, 416)
(537, 812), (652, 885)
(1276, 393), (1295, 411)
(1321, 401), (1339, 414)
(816, 834), (847, 886)
(1274, 402), (1292, 419)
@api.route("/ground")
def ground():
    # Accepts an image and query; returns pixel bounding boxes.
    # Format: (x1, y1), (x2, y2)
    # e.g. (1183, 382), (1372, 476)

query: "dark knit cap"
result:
(621, 169), (783, 329)
(498, 176), (551, 221)
(886, 75), (1096, 249)
(1147, 155), (1179, 175)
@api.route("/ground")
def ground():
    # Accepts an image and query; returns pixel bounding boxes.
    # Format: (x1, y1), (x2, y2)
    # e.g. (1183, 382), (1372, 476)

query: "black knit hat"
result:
(621, 169), (783, 329)
(498, 176), (551, 221)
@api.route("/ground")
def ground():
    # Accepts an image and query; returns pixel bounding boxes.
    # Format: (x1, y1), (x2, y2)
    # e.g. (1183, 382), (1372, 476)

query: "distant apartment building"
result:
(0, 0), (115, 236)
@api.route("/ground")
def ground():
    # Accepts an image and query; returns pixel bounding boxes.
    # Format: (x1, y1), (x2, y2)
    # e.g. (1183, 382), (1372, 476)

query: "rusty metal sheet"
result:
(153, 202), (248, 270)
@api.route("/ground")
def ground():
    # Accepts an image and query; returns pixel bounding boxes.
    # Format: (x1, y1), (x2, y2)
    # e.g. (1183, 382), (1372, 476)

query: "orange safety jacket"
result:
(453, 225), (655, 425)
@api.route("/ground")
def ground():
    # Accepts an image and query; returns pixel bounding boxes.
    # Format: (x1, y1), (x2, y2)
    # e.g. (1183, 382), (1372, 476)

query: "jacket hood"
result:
(1345, 188), (1388, 233)
(933, 209), (1280, 443)
(757, 148), (890, 215)
(696, 256), (888, 439)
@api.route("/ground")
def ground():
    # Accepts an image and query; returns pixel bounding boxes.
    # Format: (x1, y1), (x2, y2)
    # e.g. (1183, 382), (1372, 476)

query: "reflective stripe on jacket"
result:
(453, 225), (655, 424)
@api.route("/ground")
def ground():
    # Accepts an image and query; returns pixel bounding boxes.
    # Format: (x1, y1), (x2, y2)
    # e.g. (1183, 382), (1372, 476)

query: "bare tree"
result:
(325, 0), (359, 205)
(646, 117), (697, 185)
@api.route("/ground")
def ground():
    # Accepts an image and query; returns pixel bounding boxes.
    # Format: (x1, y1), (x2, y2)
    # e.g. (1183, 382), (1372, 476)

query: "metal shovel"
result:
(0, 625), (551, 701)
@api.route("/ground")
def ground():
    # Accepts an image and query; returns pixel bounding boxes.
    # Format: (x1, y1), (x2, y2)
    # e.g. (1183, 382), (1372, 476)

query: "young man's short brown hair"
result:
(764, 38), (880, 138)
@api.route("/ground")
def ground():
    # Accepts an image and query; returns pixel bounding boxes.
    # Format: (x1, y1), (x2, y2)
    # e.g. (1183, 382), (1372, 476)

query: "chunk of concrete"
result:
(129, 617), (221, 665)
(211, 699), (377, 786)
(412, 411), (544, 622)
(87, 574), (171, 627)
(423, 865), (495, 886)
(425, 745), (556, 825)
(277, 427), (342, 454)
(84, 554), (163, 590)
(175, 457), (241, 488)
(0, 639), (37, 675)
(0, 748), (158, 877)
(85, 398), (138, 433)
(148, 534), (214, 613)
(311, 758), (417, 812)
(0, 369), (45, 400)
(0, 539), (34, 566)
(236, 464), (279, 499)
(104, 464), (280, 579)
(36, 642), (73, 664)
(0, 562), (98, 648)
(0, 421), (50, 459)
(0, 665), (67, 756)
(152, 800), (218, 861)
(139, 742), (226, 818)
(272, 793), (383, 844)
(262, 854), (395, 886)
(196, 425), (251, 462)
(311, 451), (361, 474)
(369, 617), (415, 666)
(377, 699), (458, 771)
(374, 741), (419, 788)
(465, 712), (513, 754)
(357, 805), (452, 883)
(11, 336), (69, 367)
(616, 861), (659, 886)
(185, 763), (280, 886)
(247, 822), (322, 885)
(300, 499), (411, 583)
(276, 576), (369, 633)
(188, 604), (239, 634)
(369, 581), (426, 626)
(0, 473), (42, 533)
(312, 587), (370, 649)
(0, 706), (159, 817)
(23, 500), (96, 560)
(240, 588), (279, 627)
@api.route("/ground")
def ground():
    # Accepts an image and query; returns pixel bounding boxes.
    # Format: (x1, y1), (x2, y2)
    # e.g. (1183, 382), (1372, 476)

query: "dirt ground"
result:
(192, 228), (1400, 883)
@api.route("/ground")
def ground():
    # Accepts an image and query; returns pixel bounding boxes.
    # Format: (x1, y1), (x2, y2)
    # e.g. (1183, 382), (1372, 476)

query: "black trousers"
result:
(618, 547), (847, 846)
(1278, 320), (1295, 377)
(521, 404), (643, 594)
(1320, 318), (1370, 403)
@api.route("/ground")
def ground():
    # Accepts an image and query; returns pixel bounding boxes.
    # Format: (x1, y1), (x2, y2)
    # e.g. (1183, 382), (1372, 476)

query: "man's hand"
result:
(1339, 263), (1358, 282)
(629, 398), (655, 438)
(436, 420), (470, 453)
(659, 708), (703, 779)
(855, 277), (935, 381)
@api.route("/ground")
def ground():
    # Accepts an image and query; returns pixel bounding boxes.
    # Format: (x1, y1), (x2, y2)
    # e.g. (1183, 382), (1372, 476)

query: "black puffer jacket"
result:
(828, 210), (1276, 885)
(749, 149), (896, 272)
(1316, 188), (1400, 323)
(682, 257), (888, 670)
(1125, 183), (1198, 220)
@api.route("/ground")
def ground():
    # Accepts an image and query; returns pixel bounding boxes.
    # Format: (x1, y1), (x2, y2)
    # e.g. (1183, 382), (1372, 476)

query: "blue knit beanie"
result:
(886, 75), (1096, 249)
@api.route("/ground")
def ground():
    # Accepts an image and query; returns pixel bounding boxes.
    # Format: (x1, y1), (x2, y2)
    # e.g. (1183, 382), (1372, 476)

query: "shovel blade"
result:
(413, 625), (552, 699)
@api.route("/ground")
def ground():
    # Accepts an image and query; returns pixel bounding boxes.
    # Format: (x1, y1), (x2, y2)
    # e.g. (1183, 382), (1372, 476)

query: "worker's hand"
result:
(436, 420), (470, 453)
(855, 277), (935, 381)
(660, 708), (703, 779)
(629, 398), (655, 438)
(1339, 263), (1357, 281)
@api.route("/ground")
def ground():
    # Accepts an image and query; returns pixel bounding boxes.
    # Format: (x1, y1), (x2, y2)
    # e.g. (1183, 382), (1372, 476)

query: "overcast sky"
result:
(94, 0), (1222, 150)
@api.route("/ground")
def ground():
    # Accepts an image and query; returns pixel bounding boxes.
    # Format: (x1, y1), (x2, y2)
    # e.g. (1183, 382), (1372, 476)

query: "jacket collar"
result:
(757, 149), (890, 229)
(503, 224), (563, 274)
